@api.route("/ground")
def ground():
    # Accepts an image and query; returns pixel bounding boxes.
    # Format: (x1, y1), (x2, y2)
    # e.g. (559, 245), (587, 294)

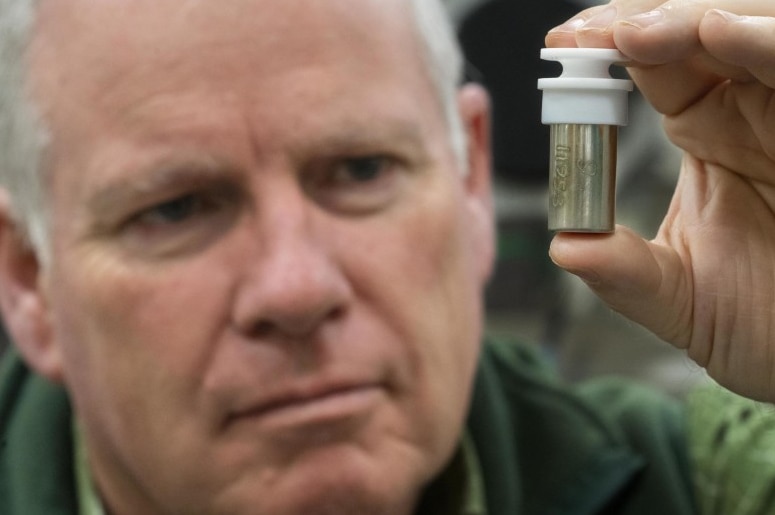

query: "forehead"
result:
(30, 0), (420, 64)
(27, 0), (437, 143)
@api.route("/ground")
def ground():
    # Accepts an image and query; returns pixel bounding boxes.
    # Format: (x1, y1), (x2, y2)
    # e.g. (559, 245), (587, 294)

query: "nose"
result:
(231, 203), (352, 341)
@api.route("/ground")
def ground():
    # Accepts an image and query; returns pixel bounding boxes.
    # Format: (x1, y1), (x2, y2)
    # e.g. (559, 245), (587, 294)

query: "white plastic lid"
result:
(537, 48), (633, 126)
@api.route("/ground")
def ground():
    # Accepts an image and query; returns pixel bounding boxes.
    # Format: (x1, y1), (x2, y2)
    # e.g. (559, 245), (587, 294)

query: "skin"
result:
(546, 0), (775, 402)
(0, 0), (494, 514)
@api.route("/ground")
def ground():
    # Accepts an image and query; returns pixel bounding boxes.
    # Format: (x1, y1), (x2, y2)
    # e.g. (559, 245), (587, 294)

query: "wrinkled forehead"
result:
(29, 0), (419, 52)
(26, 0), (430, 120)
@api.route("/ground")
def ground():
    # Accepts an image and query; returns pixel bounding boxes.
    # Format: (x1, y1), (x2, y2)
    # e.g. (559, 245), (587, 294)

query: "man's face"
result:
(24, 0), (493, 513)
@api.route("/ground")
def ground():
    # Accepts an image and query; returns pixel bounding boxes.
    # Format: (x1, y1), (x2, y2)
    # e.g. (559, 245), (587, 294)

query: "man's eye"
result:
(333, 156), (389, 185)
(116, 189), (239, 258)
(341, 157), (384, 182)
(306, 155), (404, 214)
(138, 194), (210, 225)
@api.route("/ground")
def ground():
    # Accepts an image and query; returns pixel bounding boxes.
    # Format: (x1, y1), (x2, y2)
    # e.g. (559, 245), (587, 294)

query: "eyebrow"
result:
(87, 157), (235, 221)
(298, 118), (429, 159)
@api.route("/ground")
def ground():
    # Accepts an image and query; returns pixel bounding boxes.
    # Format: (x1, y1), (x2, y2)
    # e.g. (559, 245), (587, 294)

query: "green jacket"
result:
(0, 340), (771, 514)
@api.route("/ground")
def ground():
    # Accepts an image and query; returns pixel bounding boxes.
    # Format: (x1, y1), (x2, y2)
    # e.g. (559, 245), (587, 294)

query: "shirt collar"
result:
(459, 432), (488, 515)
(73, 420), (107, 515)
(414, 432), (488, 515)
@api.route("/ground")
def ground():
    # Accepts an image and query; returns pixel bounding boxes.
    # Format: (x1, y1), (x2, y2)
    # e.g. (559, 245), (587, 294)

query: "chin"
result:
(214, 444), (434, 515)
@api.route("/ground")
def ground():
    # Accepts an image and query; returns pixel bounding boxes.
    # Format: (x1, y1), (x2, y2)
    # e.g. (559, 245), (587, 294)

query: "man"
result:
(1, 0), (774, 514)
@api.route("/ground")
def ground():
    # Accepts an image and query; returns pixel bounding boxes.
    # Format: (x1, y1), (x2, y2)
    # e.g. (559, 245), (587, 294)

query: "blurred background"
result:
(449, 0), (705, 397)
(0, 0), (707, 397)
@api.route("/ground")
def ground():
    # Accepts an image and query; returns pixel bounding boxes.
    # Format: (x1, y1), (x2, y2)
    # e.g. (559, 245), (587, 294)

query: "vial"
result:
(537, 48), (633, 233)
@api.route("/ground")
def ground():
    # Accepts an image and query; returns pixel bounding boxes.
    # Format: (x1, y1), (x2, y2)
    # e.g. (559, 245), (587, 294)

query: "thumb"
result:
(549, 226), (691, 349)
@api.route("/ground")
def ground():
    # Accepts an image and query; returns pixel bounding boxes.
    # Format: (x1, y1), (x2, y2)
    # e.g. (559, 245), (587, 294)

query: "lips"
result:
(225, 380), (385, 432)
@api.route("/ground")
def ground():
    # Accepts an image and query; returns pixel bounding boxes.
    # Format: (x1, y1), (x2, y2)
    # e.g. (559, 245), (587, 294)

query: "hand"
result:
(545, 1), (775, 402)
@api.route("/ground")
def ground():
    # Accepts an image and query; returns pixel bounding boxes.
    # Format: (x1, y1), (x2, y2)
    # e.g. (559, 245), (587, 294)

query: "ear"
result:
(457, 83), (496, 283)
(0, 190), (62, 383)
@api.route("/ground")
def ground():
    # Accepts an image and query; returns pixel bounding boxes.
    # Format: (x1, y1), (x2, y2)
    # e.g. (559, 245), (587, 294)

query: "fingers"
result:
(548, 0), (775, 55)
(611, 0), (775, 62)
(545, 5), (615, 49)
(546, 1), (775, 115)
(545, 1), (664, 49)
(700, 10), (775, 89)
(549, 226), (692, 348)
(663, 80), (775, 184)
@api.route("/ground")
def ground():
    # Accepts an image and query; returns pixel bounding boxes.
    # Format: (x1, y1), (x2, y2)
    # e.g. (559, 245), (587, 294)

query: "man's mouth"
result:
(226, 381), (385, 434)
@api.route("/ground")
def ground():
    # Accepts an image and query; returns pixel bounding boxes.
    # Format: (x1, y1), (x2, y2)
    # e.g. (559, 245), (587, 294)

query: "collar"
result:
(73, 421), (106, 515)
(459, 433), (488, 515)
(414, 432), (488, 515)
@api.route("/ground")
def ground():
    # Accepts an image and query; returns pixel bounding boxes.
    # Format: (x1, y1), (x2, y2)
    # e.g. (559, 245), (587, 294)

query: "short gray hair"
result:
(0, 0), (48, 262)
(0, 0), (465, 263)
(409, 0), (468, 168)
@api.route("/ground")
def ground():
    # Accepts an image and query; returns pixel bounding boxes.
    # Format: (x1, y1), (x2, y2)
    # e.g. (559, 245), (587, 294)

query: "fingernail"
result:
(706, 9), (741, 23)
(580, 5), (618, 31)
(548, 16), (586, 34)
(620, 9), (665, 29)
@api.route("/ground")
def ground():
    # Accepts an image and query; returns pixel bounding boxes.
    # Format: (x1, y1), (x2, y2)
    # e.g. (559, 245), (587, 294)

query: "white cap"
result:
(537, 48), (633, 126)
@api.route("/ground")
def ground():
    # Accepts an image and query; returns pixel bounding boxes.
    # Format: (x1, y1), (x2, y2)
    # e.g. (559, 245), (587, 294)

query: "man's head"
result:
(0, 0), (495, 514)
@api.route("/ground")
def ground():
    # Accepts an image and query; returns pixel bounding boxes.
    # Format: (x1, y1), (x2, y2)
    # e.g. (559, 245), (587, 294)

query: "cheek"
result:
(48, 251), (234, 422)
(45, 251), (242, 499)
(344, 183), (485, 429)
(64, 252), (227, 342)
